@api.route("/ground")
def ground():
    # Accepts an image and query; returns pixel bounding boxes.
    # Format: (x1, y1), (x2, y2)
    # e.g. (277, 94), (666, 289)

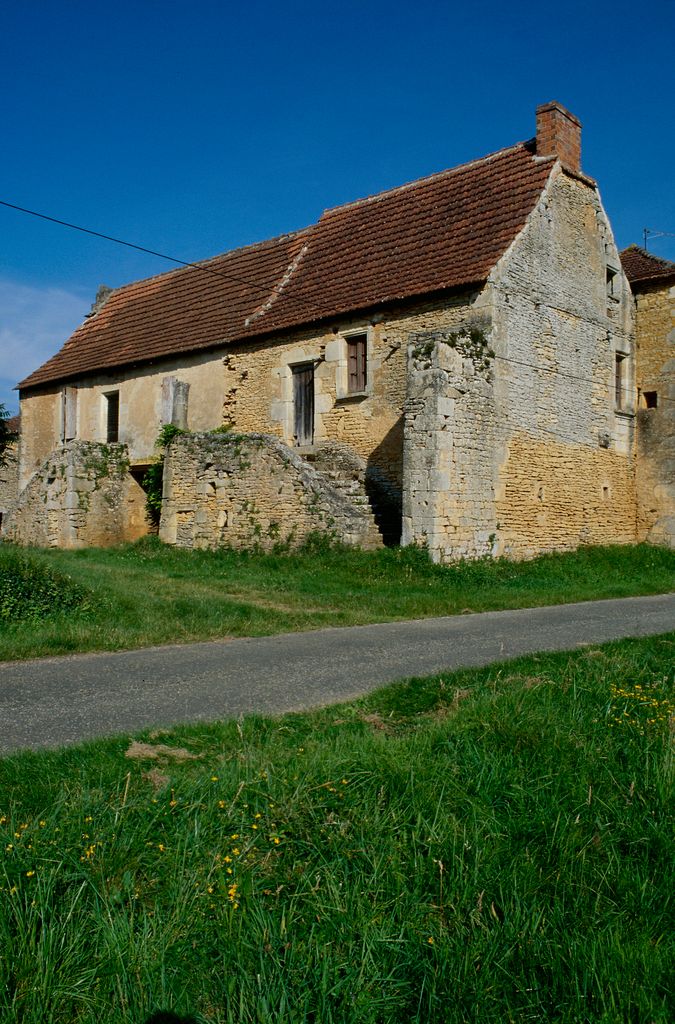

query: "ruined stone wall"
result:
(221, 295), (480, 494)
(402, 326), (498, 561)
(18, 349), (229, 489)
(0, 442), (19, 519)
(490, 166), (637, 557)
(3, 441), (148, 548)
(634, 280), (675, 546)
(159, 432), (382, 551)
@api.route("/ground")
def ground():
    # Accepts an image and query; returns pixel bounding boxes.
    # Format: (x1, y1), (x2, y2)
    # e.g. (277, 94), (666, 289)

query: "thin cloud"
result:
(0, 278), (89, 410)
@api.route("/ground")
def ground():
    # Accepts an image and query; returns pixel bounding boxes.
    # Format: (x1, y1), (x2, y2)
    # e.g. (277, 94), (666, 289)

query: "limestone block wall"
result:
(159, 432), (383, 551)
(0, 442), (19, 521)
(3, 441), (148, 548)
(634, 281), (675, 546)
(489, 166), (638, 557)
(402, 326), (498, 561)
(220, 294), (481, 495)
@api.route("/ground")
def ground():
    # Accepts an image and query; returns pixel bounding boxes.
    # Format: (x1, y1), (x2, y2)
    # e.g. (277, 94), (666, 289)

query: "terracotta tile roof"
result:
(620, 245), (675, 285)
(19, 231), (310, 390)
(19, 141), (556, 391)
(4, 415), (20, 434)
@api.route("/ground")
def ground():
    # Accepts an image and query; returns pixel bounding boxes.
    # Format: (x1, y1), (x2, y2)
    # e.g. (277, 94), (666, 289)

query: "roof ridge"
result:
(98, 225), (314, 301)
(620, 243), (675, 268)
(319, 140), (551, 217)
(244, 240), (311, 326)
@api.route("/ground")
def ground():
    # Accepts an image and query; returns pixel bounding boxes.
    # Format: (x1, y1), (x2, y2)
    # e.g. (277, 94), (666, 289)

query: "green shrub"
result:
(142, 424), (188, 526)
(0, 547), (90, 622)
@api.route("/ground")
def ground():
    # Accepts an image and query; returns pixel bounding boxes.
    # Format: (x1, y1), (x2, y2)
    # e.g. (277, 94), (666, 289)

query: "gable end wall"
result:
(490, 166), (637, 556)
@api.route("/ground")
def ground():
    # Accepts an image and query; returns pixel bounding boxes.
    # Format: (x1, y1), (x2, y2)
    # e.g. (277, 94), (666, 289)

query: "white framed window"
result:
(336, 327), (372, 400)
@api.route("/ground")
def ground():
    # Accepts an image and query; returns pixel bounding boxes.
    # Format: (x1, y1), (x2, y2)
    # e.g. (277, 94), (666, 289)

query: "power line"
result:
(0, 198), (264, 293)
(3, 196), (673, 406)
(495, 352), (675, 407)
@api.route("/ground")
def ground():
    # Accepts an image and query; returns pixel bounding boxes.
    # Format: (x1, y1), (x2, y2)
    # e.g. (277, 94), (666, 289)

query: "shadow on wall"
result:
(366, 415), (404, 546)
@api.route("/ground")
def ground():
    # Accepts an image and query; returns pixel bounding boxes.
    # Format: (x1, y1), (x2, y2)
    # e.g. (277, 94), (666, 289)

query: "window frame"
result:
(104, 390), (120, 443)
(336, 327), (372, 401)
(347, 333), (368, 394)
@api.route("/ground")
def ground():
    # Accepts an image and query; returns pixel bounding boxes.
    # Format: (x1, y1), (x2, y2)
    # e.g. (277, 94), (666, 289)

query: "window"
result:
(105, 391), (120, 442)
(347, 334), (367, 393)
(614, 354), (626, 410)
(606, 266), (619, 300)
(642, 391), (658, 410)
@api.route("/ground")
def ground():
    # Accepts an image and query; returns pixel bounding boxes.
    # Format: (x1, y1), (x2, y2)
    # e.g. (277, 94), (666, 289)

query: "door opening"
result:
(292, 363), (315, 446)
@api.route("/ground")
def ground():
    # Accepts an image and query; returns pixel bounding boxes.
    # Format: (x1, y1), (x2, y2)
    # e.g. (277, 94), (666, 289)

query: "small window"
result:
(105, 391), (120, 442)
(614, 354), (626, 410)
(347, 334), (367, 393)
(642, 391), (658, 409)
(606, 266), (619, 300)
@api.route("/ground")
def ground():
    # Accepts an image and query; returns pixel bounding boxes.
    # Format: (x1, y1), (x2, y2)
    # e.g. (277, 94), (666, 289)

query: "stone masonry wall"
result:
(0, 442), (19, 520)
(489, 166), (638, 557)
(3, 441), (148, 548)
(634, 280), (675, 546)
(400, 166), (639, 563)
(402, 325), (498, 561)
(159, 432), (383, 551)
(220, 294), (480, 494)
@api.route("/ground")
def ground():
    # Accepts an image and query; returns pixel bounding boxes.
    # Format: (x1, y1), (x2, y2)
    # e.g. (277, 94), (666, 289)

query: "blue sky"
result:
(1, 0), (674, 413)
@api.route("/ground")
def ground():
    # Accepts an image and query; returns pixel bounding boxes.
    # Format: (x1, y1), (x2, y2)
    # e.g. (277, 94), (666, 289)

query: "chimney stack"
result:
(535, 101), (581, 173)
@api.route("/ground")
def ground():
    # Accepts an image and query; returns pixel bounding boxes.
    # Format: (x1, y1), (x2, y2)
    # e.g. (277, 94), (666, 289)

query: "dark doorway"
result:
(293, 363), (314, 445)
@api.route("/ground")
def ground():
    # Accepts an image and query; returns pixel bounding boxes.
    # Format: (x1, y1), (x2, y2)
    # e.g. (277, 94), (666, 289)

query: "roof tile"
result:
(620, 245), (675, 285)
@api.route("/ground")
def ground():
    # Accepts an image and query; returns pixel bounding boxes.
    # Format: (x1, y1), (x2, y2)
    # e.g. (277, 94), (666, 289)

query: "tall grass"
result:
(0, 634), (673, 1022)
(0, 538), (673, 661)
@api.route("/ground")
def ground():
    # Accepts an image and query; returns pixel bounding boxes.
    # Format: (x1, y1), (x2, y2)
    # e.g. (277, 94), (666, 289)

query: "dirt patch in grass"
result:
(125, 740), (199, 761)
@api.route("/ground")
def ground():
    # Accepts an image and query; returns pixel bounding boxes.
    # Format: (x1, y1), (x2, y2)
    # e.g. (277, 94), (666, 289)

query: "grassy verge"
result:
(0, 538), (673, 661)
(0, 634), (673, 1023)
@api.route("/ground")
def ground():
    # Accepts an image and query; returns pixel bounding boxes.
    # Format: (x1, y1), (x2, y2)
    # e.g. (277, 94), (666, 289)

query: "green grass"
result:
(0, 635), (673, 1023)
(0, 538), (673, 661)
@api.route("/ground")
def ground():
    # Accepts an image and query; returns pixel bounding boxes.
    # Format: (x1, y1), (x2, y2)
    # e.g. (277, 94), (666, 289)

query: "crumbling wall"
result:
(3, 441), (148, 548)
(221, 294), (478, 496)
(402, 326), (498, 561)
(159, 432), (383, 551)
(0, 441), (19, 523)
(634, 281), (675, 547)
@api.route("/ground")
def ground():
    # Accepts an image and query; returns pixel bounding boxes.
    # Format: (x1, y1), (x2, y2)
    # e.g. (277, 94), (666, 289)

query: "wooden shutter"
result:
(347, 335), (367, 393)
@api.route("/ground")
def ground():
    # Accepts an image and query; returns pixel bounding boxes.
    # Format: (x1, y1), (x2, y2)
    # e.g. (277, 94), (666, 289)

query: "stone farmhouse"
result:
(620, 245), (675, 547)
(5, 101), (674, 558)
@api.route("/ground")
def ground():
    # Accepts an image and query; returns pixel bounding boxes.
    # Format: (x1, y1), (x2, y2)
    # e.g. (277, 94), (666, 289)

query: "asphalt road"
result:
(1, 593), (673, 755)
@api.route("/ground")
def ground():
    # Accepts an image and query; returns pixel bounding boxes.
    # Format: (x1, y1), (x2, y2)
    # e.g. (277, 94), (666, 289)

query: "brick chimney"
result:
(535, 101), (582, 173)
